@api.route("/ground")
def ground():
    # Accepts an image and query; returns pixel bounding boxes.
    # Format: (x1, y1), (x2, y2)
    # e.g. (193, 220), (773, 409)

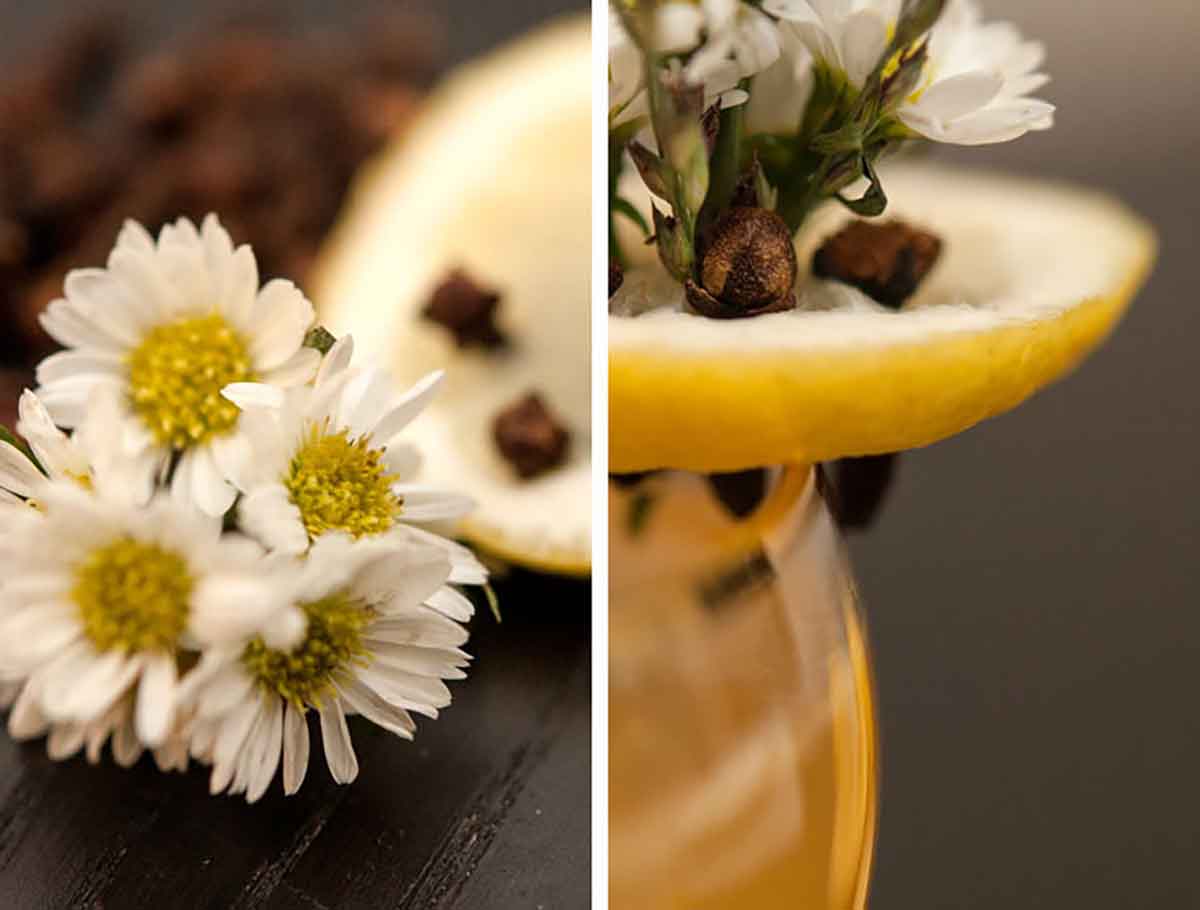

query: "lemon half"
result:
(610, 165), (1156, 473)
(315, 18), (591, 576)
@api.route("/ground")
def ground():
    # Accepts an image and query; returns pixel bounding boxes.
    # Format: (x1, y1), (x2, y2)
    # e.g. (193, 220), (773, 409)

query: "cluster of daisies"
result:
(0, 215), (486, 802)
(609, 0), (1053, 265)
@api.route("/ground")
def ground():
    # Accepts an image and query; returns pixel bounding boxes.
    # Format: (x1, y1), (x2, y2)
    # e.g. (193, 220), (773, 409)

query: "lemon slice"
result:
(610, 165), (1156, 473)
(314, 17), (591, 576)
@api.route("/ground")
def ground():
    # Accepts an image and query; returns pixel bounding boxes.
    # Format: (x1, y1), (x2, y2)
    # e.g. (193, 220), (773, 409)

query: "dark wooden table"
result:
(0, 571), (590, 910)
(0, 2), (591, 908)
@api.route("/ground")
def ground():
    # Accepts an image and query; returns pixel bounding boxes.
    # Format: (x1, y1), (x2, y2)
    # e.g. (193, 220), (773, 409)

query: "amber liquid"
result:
(610, 470), (877, 909)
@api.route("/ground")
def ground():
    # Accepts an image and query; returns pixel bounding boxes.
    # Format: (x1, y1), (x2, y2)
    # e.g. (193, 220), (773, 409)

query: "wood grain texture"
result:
(0, 572), (591, 910)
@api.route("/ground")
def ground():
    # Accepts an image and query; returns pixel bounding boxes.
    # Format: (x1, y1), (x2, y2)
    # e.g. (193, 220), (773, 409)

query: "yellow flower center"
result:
(126, 313), (255, 448)
(284, 421), (401, 541)
(242, 592), (373, 708)
(72, 538), (193, 653)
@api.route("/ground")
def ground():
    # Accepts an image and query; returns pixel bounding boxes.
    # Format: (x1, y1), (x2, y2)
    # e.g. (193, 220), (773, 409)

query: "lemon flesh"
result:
(315, 17), (591, 576)
(610, 165), (1156, 473)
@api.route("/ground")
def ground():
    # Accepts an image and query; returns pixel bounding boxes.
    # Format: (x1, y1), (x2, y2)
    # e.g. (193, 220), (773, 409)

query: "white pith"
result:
(316, 19), (592, 573)
(611, 163), (1152, 353)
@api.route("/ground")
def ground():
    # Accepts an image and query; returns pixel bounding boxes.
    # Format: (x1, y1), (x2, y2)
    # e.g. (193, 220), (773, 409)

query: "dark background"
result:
(0, 2), (590, 909)
(854, 2), (1200, 907)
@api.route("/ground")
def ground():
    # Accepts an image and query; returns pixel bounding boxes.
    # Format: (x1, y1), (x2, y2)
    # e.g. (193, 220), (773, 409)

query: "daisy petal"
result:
(247, 280), (315, 370)
(51, 651), (139, 722)
(170, 448), (197, 507)
(115, 218), (155, 255)
(221, 244), (260, 329)
(371, 644), (469, 680)
(337, 677), (416, 739)
(47, 723), (86, 761)
(39, 300), (127, 354)
(8, 683), (49, 740)
(372, 371), (443, 443)
(211, 698), (260, 793)
(353, 544), (450, 611)
(395, 487), (475, 523)
(222, 382), (285, 411)
(37, 377), (124, 429)
(367, 610), (470, 650)
(260, 346), (320, 388)
(425, 587), (476, 623)
(190, 444), (237, 517)
(210, 430), (254, 493)
(360, 665), (451, 717)
(911, 71), (1005, 123)
(282, 701), (310, 795)
(191, 573), (299, 649)
(237, 484), (309, 555)
(17, 390), (80, 478)
(112, 713), (143, 767)
(245, 695), (284, 803)
(839, 10), (889, 88)
(136, 653), (177, 747)
(195, 667), (256, 720)
(315, 335), (354, 388)
(0, 442), (46, 497)
(319, 699), (359, 784)
(35, 349), (123, 388)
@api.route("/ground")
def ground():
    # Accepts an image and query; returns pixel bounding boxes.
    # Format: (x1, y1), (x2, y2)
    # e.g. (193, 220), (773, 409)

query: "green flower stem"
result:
(614, 3), (701, 277)
(699, 94), (746, 235)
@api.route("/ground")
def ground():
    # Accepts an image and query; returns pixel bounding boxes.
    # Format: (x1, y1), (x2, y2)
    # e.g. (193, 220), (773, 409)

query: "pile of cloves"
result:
(0, 8), (441, 425)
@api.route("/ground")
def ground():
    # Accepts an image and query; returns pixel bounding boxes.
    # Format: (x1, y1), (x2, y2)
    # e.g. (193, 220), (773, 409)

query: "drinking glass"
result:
(610, 467), (877, 908)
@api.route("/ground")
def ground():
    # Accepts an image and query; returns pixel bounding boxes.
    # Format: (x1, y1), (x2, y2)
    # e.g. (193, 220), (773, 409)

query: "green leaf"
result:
(837, 155), (888, 217)
(628, 140), (672, 200)
(662, 119), (709, 217)
(810, 119), (865, 156)
(613, 197), (651, 236)
(303, 325), (337, 355)
(798, 64), (848, 146)
(652, 205), (693, 282)
(698, 97), (745, 232)
(609, 117), (645, 150)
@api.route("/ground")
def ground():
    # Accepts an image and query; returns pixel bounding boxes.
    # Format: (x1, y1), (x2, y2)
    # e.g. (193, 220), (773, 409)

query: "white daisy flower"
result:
(0, 484), (305, 750)
(6, 682), (188, 772)
(184, 533), (469, 802)
(763, 0), (902, 89)
(221, 336), (474, 557)
(0, 387), (155, 512)
(684, 0), (783, 87)
(763, 0), (1054, 145)
(610, 1), (778, 124)
(33, 214), (321, 517)
(898, 0), (1054, 145)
